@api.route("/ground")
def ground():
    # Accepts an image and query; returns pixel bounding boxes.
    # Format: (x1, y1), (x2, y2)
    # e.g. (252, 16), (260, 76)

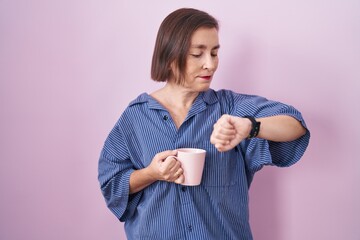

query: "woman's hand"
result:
(129, 150), (184, 194)
(210, 114), (252, 152)
(147, 150), (184, 184)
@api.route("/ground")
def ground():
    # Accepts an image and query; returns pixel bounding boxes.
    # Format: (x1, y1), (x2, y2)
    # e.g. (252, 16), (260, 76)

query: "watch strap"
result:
(244, 116), (261, 138)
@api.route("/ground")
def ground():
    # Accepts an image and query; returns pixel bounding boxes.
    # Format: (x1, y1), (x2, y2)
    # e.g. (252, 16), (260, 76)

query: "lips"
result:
(199, 75), (212, 80)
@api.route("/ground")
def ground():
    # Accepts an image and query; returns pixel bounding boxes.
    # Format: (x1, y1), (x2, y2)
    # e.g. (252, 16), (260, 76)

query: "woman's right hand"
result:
(147, 150), (184, 184)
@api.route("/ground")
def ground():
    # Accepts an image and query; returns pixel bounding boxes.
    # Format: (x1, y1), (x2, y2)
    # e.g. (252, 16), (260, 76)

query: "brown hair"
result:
(151, 8), (219, 84)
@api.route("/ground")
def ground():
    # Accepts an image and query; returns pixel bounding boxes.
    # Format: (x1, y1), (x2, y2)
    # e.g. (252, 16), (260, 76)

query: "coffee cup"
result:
(167, 148), (206, 186)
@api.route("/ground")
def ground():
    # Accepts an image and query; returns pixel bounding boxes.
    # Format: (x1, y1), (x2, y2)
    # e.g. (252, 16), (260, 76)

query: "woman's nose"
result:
(203, 54), (217, 70)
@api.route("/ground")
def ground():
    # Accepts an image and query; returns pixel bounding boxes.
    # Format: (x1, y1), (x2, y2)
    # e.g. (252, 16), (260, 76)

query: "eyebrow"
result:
(190, 44), (220, 50)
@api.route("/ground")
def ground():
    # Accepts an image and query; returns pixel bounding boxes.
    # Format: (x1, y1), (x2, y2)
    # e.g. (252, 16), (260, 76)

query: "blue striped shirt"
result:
(98, 89), (310, 240)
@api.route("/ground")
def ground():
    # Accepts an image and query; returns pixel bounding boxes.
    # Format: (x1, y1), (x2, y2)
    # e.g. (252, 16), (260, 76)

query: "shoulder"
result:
(128, 93), (149, 107)
(207, 88), (262, 106)
(209, 89), (255, 100)
(114, 93), (150, 126)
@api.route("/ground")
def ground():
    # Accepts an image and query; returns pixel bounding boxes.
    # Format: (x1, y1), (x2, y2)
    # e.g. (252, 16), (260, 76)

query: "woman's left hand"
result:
(210, 114), (252, 152)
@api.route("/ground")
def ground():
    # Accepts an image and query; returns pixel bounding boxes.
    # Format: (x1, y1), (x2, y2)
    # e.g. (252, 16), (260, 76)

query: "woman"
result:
(98, 8), (310, 239)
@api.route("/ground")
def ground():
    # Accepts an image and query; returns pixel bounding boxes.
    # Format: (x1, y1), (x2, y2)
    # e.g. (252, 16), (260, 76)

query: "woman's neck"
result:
(150, 82), (200, 129)
(151, 82), (199, 109)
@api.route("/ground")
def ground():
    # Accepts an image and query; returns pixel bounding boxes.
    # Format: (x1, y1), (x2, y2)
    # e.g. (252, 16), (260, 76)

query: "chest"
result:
(167, 107), (188, 129)
(126, 106), (220, 167)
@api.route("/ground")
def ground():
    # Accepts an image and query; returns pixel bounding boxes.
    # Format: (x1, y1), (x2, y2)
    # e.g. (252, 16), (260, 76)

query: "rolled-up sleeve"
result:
(98, 124), (142, 221)
(228, 92), (310, 184)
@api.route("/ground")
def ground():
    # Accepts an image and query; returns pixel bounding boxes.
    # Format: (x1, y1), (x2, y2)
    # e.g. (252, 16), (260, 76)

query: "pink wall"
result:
(1, 1), (359, 239)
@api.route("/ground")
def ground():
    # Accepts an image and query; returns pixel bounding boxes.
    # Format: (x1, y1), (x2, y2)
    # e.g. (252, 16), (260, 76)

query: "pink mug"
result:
(167, 148), (206, 186)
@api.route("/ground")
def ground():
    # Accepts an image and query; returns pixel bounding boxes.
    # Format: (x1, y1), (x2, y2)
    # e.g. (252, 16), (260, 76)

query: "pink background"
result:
(1, 1), (359, 239)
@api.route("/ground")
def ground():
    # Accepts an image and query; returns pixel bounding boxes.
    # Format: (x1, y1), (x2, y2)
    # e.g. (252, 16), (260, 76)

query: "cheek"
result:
(186, 62), (202, 74)
(214, 58), (219, 68)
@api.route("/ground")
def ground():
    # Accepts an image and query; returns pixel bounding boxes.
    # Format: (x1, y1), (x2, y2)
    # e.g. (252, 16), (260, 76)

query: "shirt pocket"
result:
(200, 141), (243, 187)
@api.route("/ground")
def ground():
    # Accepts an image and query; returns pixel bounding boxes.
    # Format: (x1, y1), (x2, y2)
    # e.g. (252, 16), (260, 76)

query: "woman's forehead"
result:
(190, 28), (219, 48)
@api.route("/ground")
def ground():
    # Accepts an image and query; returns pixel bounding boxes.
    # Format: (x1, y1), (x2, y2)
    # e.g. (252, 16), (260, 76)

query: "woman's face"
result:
(173, 27), (220, 91)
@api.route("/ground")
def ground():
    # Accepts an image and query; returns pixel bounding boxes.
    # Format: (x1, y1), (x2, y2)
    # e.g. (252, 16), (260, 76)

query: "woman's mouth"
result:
(199, 75), (212, 81)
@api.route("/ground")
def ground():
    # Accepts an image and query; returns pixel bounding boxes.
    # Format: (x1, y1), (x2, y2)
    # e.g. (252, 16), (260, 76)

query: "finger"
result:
(211, 131), (232, 143)
(174, 174), (185, 184)
(162, 156), (178, 169)
(159, 150), (178, 159)
(218, 115), (235, 128)
(212, 139), (231, 147)
(214, 142), (232, 152)
(212, 125), (235, 136)
(169, 167), (183, 181)
(212, 122), (236, 139)
(214, 143), (225, 151)
(174, 167), (183, 176)
(213, 122), (233, 133)
(216, 140), (235, 152)
(155, 150), (178, 163)
(169, 160), (182, 173)
(212, 131), (235, 141)
(219, 121), (234, 130)
(219, 126), (236, 134)
(165, 168), (182, 182)
(211, 134), (230, 145)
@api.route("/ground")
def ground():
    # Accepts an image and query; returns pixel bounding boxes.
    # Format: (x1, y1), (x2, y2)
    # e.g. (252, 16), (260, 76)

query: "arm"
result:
(129, 168), (156, 194)
(210, 114), (306, 152)
(257, 115), (306, 142)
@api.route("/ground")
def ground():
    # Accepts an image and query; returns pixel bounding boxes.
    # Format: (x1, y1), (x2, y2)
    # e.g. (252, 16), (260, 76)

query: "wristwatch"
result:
(244, 116), (261, 139)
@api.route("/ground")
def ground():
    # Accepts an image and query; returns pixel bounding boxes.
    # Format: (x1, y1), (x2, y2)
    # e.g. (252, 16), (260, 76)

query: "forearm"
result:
(129, 168), (156, 194)
(256, 115), (306, 142)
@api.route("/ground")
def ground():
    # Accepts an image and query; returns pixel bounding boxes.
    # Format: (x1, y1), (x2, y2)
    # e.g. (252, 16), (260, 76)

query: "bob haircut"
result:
(151, 8), (219, 85)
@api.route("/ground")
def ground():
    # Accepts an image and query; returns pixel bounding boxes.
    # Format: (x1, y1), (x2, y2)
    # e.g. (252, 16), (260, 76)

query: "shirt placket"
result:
(178, 185), (199, 237)
(174, 128), (202, 238)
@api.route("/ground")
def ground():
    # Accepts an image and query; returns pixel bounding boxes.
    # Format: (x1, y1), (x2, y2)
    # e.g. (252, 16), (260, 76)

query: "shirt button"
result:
(181, 186), (186, 192)
(163, 115), (168, 120)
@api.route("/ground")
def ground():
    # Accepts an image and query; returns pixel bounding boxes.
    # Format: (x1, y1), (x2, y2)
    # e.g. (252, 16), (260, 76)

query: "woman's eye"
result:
(190, 52), (218, 58)
(190, 53), (202, 58)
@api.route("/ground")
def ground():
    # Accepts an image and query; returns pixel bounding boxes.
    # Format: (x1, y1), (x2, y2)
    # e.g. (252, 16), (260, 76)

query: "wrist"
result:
(244, 116), (261, 138)
(143, 166), (158, 182)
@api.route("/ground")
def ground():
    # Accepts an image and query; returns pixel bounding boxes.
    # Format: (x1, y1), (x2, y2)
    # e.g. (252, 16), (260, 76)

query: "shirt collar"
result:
(128, 89), (219, 110)
(128, 93), (163, 109)
(201, 88), (218, 105)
